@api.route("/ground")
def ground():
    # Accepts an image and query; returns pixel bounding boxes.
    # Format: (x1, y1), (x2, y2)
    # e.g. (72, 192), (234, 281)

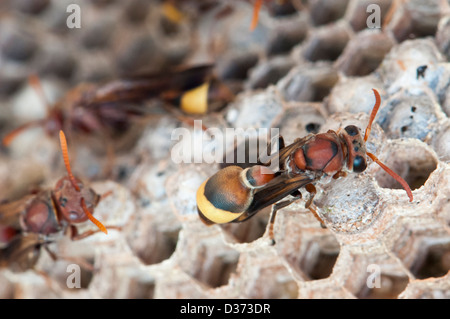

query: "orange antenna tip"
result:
(367, 152), (413, 202)
(81, 198), (108, 234)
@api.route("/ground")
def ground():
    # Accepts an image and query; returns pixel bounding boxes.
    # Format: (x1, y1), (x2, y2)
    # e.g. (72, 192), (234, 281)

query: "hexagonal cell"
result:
(272, 206), (339, 280)
(277, 62), (338, 102)
(195, 1), (271, 54)
(302, 21), (351, 62)
(271, 101), (327, 144)
(391, 218), (450, 277)
(327, 75), (385, 114)
(41, 257), (95, 291)
(77, 264), (95, 290)
(372, 141), (438, 192)
(80, 19), (115, 50)
(226, 87), (285, 129)
(376, 38), (445, 90)
(309, 0), (349, 26)
(129, 161), (173, 203)
(345, 0), (393, 32)
(12, 0), (50, 15)
(166, 164), (218, 223)
(266, 17), (307, 56)
(336, 250), (412, 299)
(388, 0), (441, 42)
(0, 70), (24, 97)
(377, 91), (439, 141)
(38, 38), (79, 79)
(299, 235), (340, 280)
(117, 34), (166, 75)
(265, 0), (298, 17)
(410, 241), (450, 279)
(191, 246), (239, 289)
(131, 227), (180, 266)
(176, 228), (240, 289)
(244, 263), (299, 298)
(314, 173), (381, 233)
(237, 249), (299, 298)
(126, 210), (181, 266)
(356, 274), (409, 299)
(246, 56), (295, 90)
(0, 22), (38, 62)
(216, 51), (259, 81)
(335, 30), (394, 76)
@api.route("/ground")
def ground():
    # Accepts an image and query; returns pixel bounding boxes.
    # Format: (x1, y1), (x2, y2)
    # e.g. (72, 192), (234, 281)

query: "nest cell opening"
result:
(356, 274), (409, 299)
(348, 0), (392, 32)
(391, 7), (440, 42)
(296, 235), (340, 281)
(280, 68), (338, 102)
(306, 249), (339, 280)
(309, 0), (349, 26)
(305, 122), (321, 134)
(340, 49), (387, 77)
(336, 33), (394, 77)
(249, 59), (294, 90)
(373, 144), (437, 192)
(78, 262), (95, 289)
(50, 258), (95, 291)
(302, 21), (350, 63)
(266, 1), (298, 17)
(132, 228), (180, 266)
(125, 278), (155, 299)
(266, 27), (306, 57)
(411, 242), (450, 279)
(303, 35), (349, 62)
(191, 247), (240, 289)
(217, 53), (259, 81)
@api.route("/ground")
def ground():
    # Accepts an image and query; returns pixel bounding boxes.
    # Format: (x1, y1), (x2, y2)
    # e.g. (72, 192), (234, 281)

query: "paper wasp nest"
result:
(0, 0), (449, 299)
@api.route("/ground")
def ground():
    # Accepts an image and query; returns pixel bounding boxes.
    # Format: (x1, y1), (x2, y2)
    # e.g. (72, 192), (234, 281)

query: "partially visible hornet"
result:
(0, 131), (108, 271)
(2, 64), (234, 147)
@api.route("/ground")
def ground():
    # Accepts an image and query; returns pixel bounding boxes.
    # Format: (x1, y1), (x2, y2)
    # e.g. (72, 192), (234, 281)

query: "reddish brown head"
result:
(57, 131), (108, 233)
(52, 176), (99, 224)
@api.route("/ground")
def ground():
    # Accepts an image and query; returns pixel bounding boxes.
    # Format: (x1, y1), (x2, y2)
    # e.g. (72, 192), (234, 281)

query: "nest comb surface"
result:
(0, 0), (449, 299)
